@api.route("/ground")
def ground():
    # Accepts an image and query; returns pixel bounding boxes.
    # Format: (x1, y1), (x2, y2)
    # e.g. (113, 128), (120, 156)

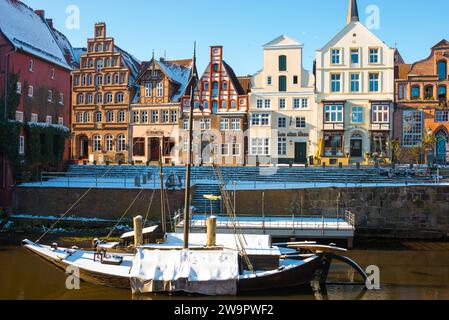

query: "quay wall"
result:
(234, 186), (449, 239)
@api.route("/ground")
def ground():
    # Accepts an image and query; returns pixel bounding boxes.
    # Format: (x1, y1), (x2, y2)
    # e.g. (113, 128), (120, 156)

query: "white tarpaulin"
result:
(130, 249), (239, 296)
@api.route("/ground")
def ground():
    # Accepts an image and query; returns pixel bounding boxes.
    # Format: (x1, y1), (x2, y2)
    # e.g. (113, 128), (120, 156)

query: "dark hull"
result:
(24, 244), (323, 295)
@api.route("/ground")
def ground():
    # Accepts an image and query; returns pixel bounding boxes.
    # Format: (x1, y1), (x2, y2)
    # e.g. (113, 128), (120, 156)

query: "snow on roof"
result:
(114, 46), (141, 84)
(0, 0), (71, 70)
(52, 28), (77, 67)
(72, 48), (87, 66)
(158, 60), (192, 101)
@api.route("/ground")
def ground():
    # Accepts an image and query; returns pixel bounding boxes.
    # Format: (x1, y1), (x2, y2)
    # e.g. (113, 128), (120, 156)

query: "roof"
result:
(432, 39), (449, 50)
(72, 47), (87, 65)
(223, 61), (245, 95)
(237, 76), (252, 94)
(51, 27), (78, 68)
(263, 35), (303, 49)
(346, 0), (360, 25)
(0, 0), (71, 70)
(397, 64), (412, 80)
(114, 45), (141, 84)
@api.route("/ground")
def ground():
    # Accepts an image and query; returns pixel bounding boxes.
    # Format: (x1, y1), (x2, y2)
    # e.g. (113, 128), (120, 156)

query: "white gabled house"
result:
(315, 0), (395, 165)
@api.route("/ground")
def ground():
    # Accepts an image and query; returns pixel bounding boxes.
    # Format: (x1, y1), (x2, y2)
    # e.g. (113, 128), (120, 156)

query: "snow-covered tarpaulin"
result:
(130, 249), (239, 296)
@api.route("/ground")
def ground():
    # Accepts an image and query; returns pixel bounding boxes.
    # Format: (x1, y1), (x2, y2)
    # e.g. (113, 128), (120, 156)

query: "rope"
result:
(144, 188), (157, 227)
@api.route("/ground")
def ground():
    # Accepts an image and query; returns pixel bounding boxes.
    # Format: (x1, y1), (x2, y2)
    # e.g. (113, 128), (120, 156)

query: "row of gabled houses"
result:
(2, 0), (449, 205)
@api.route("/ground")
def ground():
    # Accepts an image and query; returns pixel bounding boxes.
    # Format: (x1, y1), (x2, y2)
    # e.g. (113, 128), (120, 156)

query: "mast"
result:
(159, 135), (166, 234)
(183, 43), (198, 249)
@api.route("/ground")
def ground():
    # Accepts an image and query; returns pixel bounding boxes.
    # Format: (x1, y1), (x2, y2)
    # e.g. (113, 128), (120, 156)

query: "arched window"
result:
(203, 82), (209, 91)
(95, 112), (102, 123)
(279, 76), (287, 92)
(117, 111), (126, 123)
(83, 112), (91, 123)
(92, 135), (101, 152)
(279, 55), (287, 71)
(203, 100), (209, 110)
(76, 112), (83, 123)
(117, 134), (126, 152)
(105, 134), (113, 152)
(96, 59), (103, 71)
(105, 58), (111, 67)
(97, 44), (103, 52)
(113, 73), (119, 84)
(231, 100), (237, 109)
(87, 74), (92, 86)
(221, 101), (227, 109)
(424, 85), (434, 99)
(106, 111), (114, 123)
(115, 92), (124, 103)
(105, 92), (113, 104)
(105, 74), (111, 84)
(222, 81), (228, 90)
(213, 63), (219, 72)
(77, 93), (84, 104)
(438, 60), (447, 81)
(86, 93), (93, 104)
(212, 82), (219, 97)
(96, 74), (103, 86)
(438, 85), (447, 101)
(194, 101), (199, 109)
(212, 100), (218, 113)
(411, 85), (420, 99)
(96, 93), (103, 104)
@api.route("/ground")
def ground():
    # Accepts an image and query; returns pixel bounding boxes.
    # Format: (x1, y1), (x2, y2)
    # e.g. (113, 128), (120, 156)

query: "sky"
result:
(23, 0), (449, 76)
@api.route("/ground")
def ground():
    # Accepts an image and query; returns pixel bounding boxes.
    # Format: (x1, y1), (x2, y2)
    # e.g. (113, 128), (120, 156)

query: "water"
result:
(1, 245), (449, 300)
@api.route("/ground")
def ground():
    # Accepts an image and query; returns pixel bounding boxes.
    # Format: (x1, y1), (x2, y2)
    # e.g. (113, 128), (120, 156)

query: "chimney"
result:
(34, 10), (45, 19)
(346, 0), (359, 25)
(46, 18), (54, 29)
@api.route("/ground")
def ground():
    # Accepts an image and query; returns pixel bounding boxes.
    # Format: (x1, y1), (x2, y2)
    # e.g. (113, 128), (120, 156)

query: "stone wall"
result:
(234, 186), (449, 239)
(12, 187), (187, 221)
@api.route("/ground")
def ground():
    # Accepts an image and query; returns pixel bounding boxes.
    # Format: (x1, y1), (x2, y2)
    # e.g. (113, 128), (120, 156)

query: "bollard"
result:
(206, 216), (217, 248)
(133, 216), (143, 247)
(135, 176), (141, 188)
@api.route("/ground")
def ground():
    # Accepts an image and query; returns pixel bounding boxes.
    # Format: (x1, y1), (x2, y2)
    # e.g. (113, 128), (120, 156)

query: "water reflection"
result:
(1, 246), (449, 300)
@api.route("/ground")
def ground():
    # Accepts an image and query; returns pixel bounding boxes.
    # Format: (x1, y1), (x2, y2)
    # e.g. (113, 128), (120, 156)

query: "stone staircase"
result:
(192, 184), (223, 215)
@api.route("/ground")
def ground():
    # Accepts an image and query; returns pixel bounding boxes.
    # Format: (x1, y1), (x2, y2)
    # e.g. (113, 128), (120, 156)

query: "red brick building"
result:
(0, 0), (73, 207)
(394, 40), (449, 164)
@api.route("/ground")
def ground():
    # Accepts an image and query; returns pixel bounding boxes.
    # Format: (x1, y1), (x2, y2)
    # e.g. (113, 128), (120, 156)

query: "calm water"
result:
(1, 245), (449, 300)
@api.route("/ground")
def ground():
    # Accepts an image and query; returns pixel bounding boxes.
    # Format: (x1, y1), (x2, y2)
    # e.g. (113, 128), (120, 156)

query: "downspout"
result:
(4, 48), (16, 120)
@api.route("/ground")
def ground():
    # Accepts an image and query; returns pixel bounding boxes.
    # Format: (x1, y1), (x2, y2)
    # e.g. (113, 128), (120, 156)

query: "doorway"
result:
(350, 135), (363, 158)
(149, 138), (160, 162)
(79, 136), (88, 159)
(435, 130), (448, 165)
(294, 142), (307, 164)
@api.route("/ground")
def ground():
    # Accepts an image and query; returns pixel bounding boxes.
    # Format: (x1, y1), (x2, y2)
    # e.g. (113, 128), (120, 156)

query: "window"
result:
(351, 106), (364, 124)
(251, 138), (270, 156)
(83, 112), (91, 123)
(156, 82), (164, 97)
(212, 101), (218, 113)
(331, 49), (341, 64)
(438, 85), (447, 101)
(15, 111), (23, 123)
(89, 59), (94, 68)
(213, 63), (219, 72)
(350, 73), (360, 92)
(183, 119), (189, 130)
(132, 111), (139, 123)
(59, 93), (64, 105)
(46, 116), (52, 124)
(203, 82), (209, 91)
(97, 44), (103, 52)
(106, 111), (114, 123)
(372, 105), (390, 123)
(96, 59), (103, 71)
(105, 74), (111, 84)
(170, 110), (177, 123)
(324, 132), (344, 157)
(115, 92), (124, 103)
(58, 117), (64, 125)
(411, 86), (420, 100)
(369, 48), (379, 64)
(200, 118), (211, 130)
(118, 111), (126, 123)
(279, 98), (286, 109)
(296, 117), (306, 128)
(19, 136), (25, 155)
(293, 76), (298, 84)
(96, 93), (103, 104)
(324, 104), (344, 123)
(220, 118), (229, 131)
(279, 55), (287, 71)
(74, 76), (80, 86)
(278, 117), (287, 128)
(435, 111), (449, 122)
(47, 90), (53, 102)
(145, 83), (153, 97)
(251, 113), (270, 126)
(331, 74), (341, 92)
(222, 81), (228, 90)
(76, 112), (83, 123)
(221, 144), (229, 156)
(350, 48), (359, 64)
(86, 94), (93, 104)
(87, 75), (93, 86)
(231, 118), (240, 130)
(95, 112), (102, 123)
(16, 82), (22, 94)
(278, 137), (287, 156)
(232, 144), (240, 156)
(113, 74), (119, 84)
(264, 99), (271, 109)
(105, 92), (113, 104)
(161, 110), (169, 123)
(279, 76), (287, 92)
(105, 58), (111, 67)
(293, 98), (301, 110)
(96, 75), (103, 86)
(424, 85), (433, 99)
(105, 135), (113, 152)
(369, 73), (380, 92)
(120, 74), (126, 84)
(221, 101), (227, 109)
(403, 110), (423, 147)
(29, 60), (34, 72)
(231, 100), (237, 109)
(93, 135), (101, 152)
(438, 61), (447, 81)
(301, 98), (308, 109)
(267, 76), (272, 85)
(212, 82), (219, 97)
(151, 110), (159, 123)
(256, 99), (263, 109)
(398, 84), (405, 100)
(117, 135), (126, 152)
(28, 85), (34, 98)
(31, 113), (38, 123)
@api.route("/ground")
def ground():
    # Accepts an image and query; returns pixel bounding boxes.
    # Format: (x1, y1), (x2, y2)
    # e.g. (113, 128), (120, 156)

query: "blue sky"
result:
(24, 0), (449, 75)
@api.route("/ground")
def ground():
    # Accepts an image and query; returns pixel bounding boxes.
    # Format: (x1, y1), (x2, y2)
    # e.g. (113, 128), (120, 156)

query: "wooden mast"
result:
(183, 43), (198, 249)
